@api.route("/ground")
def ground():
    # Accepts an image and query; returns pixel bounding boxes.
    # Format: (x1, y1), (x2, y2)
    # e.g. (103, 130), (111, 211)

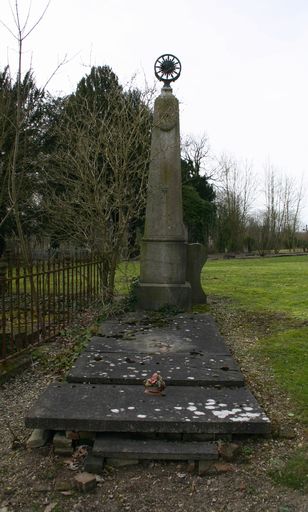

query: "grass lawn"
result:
(202, 256), (308, 424)
(202, 256), (308, 320)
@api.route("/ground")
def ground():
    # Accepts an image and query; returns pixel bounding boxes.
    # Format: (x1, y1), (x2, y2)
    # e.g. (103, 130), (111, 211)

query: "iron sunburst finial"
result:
(154, 54), (181, 88)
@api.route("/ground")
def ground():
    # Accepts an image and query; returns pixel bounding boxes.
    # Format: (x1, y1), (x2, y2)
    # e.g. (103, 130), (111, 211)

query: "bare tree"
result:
(262, 162), (305, 252)
(214, 154), (256, 252)
(181, 133), (220, 181)
(41, 73), (153, 301)
(0, 0), (51, 266)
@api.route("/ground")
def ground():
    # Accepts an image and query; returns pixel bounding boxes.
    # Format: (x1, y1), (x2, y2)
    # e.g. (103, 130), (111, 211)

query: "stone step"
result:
(25, 383), (270, 435)
(67, 352), (244, 387)
(93, 434), (219, 460)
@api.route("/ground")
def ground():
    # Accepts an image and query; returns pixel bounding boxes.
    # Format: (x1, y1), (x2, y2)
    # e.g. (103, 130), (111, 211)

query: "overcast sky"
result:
(1, 0), (307, 226)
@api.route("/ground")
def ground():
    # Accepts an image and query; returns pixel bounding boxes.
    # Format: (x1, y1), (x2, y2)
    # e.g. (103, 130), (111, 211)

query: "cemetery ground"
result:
(0, 256), (307, 512)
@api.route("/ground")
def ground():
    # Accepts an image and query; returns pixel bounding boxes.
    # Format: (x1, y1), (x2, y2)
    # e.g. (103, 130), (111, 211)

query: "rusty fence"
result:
(0, 255), (103, 362)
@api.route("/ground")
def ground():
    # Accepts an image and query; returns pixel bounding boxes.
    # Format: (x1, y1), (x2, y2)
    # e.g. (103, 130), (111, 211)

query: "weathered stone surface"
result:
(87, 314), (231, 356)
(97, 320), (127, 337)
(54, 446), (74, 456)
(67, 351), (243, 387)
(138, 87), (191, 310)
(25, 383), (271, 434)
(74, 472), (97, 492)
(93, 435), (218, 460)
(26, 428), (51, 449)
(137, 281), (192, 311)
(53, 432), (72, 448)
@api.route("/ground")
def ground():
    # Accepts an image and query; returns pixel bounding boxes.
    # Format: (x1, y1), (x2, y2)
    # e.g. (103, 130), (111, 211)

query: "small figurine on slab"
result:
(143, 371), (166, 396)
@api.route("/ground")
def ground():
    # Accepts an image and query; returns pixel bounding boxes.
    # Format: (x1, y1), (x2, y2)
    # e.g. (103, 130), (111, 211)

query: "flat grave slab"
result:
(87, 314), (231, 356)
(25, 383), (271, 434)
(67, 352), (244, 387)
(93, 435), (218, 460)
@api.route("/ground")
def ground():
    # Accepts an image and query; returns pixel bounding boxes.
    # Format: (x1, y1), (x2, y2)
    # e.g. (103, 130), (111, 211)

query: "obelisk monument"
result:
(137, 54), (192, 310)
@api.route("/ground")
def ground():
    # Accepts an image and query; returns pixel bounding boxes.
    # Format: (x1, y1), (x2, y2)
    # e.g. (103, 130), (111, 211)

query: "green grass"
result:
(202, 256), (308, 320)
(269, 449), (308, 491)
(202, 256), (308, 423)
(258, 328), (308, 422)
(115, 260), (139, 295)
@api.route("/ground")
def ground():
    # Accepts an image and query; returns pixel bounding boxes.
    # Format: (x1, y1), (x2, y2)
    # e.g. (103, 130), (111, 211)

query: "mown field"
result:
(202, 256), (308, 424)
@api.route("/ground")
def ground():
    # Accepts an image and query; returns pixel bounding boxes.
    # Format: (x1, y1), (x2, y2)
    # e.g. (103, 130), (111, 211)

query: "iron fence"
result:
(0, 255), (102, 362)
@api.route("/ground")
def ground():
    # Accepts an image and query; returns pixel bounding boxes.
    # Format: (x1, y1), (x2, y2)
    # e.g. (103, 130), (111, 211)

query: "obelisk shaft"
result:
(137, 87), (191, 310)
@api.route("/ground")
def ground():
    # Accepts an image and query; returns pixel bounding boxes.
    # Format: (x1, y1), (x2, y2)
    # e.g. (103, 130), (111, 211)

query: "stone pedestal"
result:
(137, 87), (191, 310)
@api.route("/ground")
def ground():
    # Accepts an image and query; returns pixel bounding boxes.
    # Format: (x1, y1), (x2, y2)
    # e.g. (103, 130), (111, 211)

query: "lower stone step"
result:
(93, 434), (219, 460)
(25, 383), (271, 435)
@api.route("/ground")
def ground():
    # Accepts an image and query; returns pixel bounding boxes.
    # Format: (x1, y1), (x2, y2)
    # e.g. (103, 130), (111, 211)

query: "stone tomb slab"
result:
(67, 352), (244, 387)
(25, 383), (271, 434)
(93, 313), (231, 356)
(93, 435), (218, 460)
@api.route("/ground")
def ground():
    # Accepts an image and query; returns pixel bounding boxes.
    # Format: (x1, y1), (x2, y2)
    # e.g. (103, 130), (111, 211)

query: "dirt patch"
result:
(0, 311), (307, 512)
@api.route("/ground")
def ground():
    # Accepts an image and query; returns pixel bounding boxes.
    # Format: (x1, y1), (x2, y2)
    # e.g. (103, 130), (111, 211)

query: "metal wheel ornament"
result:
(154, 54), (181, 87)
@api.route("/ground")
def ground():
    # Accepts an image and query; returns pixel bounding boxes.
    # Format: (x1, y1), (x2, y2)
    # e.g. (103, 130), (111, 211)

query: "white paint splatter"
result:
(137, 414), (146, 418)
(111, 409), (119, 413)
(240, 412), (260, 418)
(128, 406), (135, 410)
(212, 410), (232, 419)
(187, 405), (197, 412)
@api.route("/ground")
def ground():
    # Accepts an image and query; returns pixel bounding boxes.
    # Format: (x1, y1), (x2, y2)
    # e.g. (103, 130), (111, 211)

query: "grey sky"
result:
(1, 0), (307, 225)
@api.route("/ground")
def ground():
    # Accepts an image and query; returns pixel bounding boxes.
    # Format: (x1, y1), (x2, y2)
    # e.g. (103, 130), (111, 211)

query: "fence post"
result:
(0, 260), (7, 360)
(0, 260), (7, 294)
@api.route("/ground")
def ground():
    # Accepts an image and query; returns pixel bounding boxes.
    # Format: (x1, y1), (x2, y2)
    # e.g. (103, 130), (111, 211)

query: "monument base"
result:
(137, 282), (192, 311)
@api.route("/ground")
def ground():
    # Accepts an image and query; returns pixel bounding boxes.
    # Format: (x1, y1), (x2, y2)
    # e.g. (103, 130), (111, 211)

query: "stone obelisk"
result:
(137, 55), (192, 310)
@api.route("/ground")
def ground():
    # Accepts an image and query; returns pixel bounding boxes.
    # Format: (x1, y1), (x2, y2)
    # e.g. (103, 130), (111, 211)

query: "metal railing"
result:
(0, 255), (102, 362)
